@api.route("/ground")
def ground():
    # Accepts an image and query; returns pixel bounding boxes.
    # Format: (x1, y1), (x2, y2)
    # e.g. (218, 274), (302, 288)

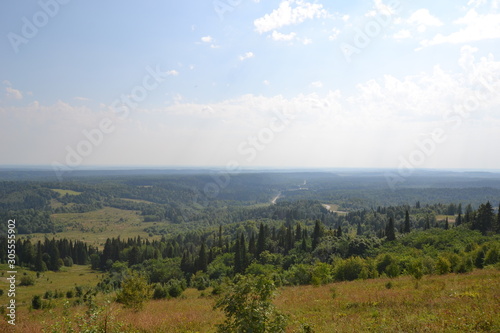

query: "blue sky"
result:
(1, 0), (500, 171)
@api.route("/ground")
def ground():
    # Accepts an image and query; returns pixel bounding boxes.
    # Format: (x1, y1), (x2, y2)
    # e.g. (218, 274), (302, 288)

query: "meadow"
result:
(3, 267), (498, 332)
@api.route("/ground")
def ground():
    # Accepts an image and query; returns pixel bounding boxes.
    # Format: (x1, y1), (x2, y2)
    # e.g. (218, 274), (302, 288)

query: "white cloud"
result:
(329, 28), (341, 41)
(366, 0), (399, 17)
(74, 96), (90, 101)
(393, 29), (412, 40)
(407, 9), (443, 33)
(5, 87), (23, 100)
(254, 0), (328, 34)
(467, 0), (500, 8)
(301, 38), (312, 45)
(239, 52), (255, 61)
(166, 70), (179, 76)
(271, 30), (296, 41)
(263, 80), (271, 86)
(201, 36), (213, 43)
(310, 81), (323, 88)
(420, 9), (500, 48)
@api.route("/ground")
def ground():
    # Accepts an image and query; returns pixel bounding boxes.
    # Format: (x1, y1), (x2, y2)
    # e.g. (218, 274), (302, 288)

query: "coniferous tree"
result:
(295, 223), (302, 242)
(496, 203), (500, 233)
(48, 238), (61, 271)
(248, 233), (256, 256)
(312, 220), (323, 249)
(385, 217), (396, 241)
(474, 202), (494, 234)
(234, 237), (242, 274)
(445, 217), (449, 230)
(257, 223), (266, 257)
(456, 213), (463, 226)
(403, 210), (411, 233)
(195, 242), (208, 272)
(34, 242), (46, 272)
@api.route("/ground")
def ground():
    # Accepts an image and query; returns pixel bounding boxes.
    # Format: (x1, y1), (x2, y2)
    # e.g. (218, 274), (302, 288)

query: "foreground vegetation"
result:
(2, 268), (498, 332)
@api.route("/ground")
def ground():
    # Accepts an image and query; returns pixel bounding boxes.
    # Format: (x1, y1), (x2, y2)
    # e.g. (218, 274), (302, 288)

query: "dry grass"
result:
(3, 269), (499, 332)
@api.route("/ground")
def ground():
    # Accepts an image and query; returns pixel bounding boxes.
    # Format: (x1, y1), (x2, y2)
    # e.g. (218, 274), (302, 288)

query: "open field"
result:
(4, 268), (499, 332)
(0, 264), (101, 309)
(23, 207), (161, 248)
(50, 189), (82, 196)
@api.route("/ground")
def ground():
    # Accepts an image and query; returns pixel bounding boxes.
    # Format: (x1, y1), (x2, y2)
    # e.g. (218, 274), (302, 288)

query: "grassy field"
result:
(50, 189), (82, 196)
(22, 207), (161, 248)
(0, 264), (101, 308)
(3, 267), (498, 332)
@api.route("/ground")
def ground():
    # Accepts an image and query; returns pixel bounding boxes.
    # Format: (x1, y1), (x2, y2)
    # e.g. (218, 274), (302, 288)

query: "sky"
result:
(0, 0), (500, 171)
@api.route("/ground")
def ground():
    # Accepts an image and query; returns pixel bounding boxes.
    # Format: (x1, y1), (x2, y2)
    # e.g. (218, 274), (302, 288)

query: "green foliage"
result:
(284, 264), (312, 285)
(31, 295), (42, 310)
(152, 284), (169, 299)
(214, 274), (288, 333)
(20, 274), (36, 286)
(116, 272), (152, 311)
(311, 262), (333, 285)
(435, 256), (451, 275)
(333, 257), (367, 281)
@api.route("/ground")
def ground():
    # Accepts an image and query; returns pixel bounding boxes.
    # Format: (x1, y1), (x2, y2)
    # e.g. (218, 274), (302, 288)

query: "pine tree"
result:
(218, 225), (223, 248)
(295, 223), (302, 242)
(48, 238), (61, 271)
(496, 203), (500, 233)
(34, 241), (46, 272)
(312, 220), (323, 249)
(248, 233), (256, 256)
(234, 238), (242, 274)
(445, 217), (449, 230)
(385, 217), (396, 241)
(474, 202), (495, 234)
(195, 242), (208, 272)
(356, 222), (362, 236)
(456, 213), (463, 226)
(403, 210), (411, 233)
(337, 225), (342, 238)
(257, 223), (266, 257)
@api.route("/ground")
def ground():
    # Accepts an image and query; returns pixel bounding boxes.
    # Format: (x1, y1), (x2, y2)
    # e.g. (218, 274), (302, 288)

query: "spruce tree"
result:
(257, 223), (266, 257)
(404, 210), (411, 233)
(385, 217), (396, 241)
(195, 242), (207, 272)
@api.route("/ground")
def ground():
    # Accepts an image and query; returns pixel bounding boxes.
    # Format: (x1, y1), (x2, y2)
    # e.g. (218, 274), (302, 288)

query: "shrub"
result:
(334, 257), (366, 281)
(152, 284), (168, 299)
(484, 247), (500, 266)
(20, 275), (36, 286)
(167, 279), (185, 298)
(32, 295), (42, 310)
(63, 256), (73, 267)
(435, 256), (451, 275)
(116, 273), (152, 311)
(214, 275), (288, 333)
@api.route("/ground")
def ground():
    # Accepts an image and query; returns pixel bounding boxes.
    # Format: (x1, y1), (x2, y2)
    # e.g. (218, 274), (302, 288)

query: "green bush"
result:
(20, 275), (36, 286)
(32, 295), (42, 310)
(116, 273), (152, 311)
(435, 256), (451, 275)
(214, 275), (288, 333)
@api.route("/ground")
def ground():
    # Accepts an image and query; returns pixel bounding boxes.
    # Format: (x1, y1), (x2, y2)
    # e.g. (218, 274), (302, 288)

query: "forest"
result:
(0, 169), (500, 332)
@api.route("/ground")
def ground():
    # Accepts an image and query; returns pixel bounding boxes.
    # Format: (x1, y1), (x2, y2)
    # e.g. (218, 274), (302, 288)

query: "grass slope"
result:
(4, 268), (498, 332)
